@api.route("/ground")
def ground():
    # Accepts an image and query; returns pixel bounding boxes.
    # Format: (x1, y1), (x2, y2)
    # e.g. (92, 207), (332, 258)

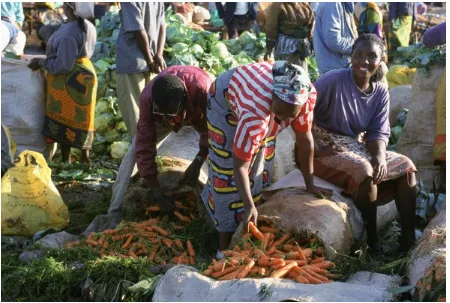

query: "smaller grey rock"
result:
(36, 231), (79, 249)
(19, 250), (46, 263)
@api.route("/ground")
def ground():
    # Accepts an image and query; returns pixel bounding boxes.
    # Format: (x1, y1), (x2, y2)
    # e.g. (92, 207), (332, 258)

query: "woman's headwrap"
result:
(354, 2), (368, 21)
(272, 61), (311, 107)
(69, 2), (95, 19)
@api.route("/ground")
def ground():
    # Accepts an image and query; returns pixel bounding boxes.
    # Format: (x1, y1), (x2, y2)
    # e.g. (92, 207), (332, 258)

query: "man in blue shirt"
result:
(313, 2), (358, 75)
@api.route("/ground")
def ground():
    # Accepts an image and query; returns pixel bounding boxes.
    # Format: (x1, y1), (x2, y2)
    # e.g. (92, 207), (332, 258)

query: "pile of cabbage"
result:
(164, 8), (266, 78)
(89, 10), (131, 162)
(93, 96), (131, 162)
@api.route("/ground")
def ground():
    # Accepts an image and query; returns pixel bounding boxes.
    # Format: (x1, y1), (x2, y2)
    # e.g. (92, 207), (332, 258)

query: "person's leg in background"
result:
(116, 72), (151, 139)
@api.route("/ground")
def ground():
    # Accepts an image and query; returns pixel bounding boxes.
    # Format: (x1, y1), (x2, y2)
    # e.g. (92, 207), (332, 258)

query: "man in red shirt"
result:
(136, 65), (212, 212)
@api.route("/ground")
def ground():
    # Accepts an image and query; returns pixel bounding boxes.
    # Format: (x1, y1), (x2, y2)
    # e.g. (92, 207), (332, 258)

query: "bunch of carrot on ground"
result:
(203, 220), (339, 284)
(65, 192), (198, 264)
(144, 191), (197, 224)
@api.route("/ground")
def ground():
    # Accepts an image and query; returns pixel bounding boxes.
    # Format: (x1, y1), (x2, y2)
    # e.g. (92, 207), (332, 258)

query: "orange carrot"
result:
(121, 235), (133, 249)
(258, 257), (285, 267)
(304, 269), (328, 282)
(302, 248), (313, 258)
(162, 238), (173, 248)
(297, 245), (307, 262)
(312, 257), (325, 264)
(298, 270), (322, 284)
(213, 259), (227, 272)
(86, 239), (99, 246)
(212, 266), (238, 278)
(147, 205), (161, 211)
(203, 269), (214, 276)
(258, 267), (267, 276)
(304, 261), (335, 269)
(244, 242), (251, 250)
(268, 233), (275, 247)
(272, 233), (291, 247)
(248, 222), (264, 240)
(186, 240), (195, 257)
(233, 245), (242, 252)
(152, 226), (169, 237)
(148, 247), (158, 262)
(250, 266), (260, 274)
(262, 233), (271, 251)
(270, 262), (297, 278)
(285, 251), (301, 260)
(237, 260), (256, 279)
(283, 244), (294, 251)
(129, 251), (138, 259)
(295, 274), (310, 284)
(173, 225), (185, 231)
(253, 249), (267, 258)
(260, 226), (280, 234)
(219, 265), (245, 280)
(174, 239), (183, 249)
(266, 246), (276, 255)
(242, 233), (252, 241)
(174, 211), (191, 223)
(103, 241), (110, 249)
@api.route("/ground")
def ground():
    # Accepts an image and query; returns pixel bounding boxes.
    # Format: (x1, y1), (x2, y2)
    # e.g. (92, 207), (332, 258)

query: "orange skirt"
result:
(42, 57), (97, 149)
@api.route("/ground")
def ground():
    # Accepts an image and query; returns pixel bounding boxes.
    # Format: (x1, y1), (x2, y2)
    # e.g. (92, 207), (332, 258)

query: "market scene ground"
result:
(0, 2), (447, 302)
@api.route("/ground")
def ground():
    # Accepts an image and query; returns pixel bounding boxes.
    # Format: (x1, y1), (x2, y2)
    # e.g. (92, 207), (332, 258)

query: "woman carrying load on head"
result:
(300, 34), (417, 253)
(28, 2), (97, 164)
(202, 61), (333, 256)
(354, 2), (384, 39)
(264, 2), (315, 71)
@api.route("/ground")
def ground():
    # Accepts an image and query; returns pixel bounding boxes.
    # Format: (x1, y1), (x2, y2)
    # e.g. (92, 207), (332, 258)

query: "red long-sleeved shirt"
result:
(135, 65), (212, 187)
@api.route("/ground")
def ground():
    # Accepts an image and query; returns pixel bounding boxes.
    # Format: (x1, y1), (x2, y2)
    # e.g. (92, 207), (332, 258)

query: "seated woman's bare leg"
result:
(355, 178), (381, 251)
(394, 173), (417, 252)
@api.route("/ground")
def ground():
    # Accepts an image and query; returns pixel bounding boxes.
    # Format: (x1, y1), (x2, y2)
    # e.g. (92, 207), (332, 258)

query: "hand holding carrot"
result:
(243, 205), (258, 231)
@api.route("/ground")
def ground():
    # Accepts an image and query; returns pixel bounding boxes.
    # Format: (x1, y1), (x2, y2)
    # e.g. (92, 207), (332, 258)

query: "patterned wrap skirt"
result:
(42, 57), (97, 149)
(201, 69), (276, 233)
(388, 15), (413, 53)
(312, 124), (417, 203)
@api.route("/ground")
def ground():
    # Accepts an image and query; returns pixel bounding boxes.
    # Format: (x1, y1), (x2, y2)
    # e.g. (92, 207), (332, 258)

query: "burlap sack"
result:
(407, 205), (446, 301)
(389, 85), (412, 126)
(230, 169), (399, 259)
(397, 66), (444, 188)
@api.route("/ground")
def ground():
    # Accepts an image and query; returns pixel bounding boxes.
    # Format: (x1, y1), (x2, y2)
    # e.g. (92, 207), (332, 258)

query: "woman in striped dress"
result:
(201, 61), (333, 253)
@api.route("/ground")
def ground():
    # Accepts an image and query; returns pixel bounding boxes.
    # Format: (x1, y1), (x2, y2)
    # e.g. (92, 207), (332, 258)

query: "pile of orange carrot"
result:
(145, 191), (197, 224)
(65, 218), (196, 265)
(203, 220), (339, 284)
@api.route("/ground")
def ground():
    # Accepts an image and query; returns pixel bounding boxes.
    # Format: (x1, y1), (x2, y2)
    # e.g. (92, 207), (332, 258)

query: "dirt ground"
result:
(56, 182), (112, 235)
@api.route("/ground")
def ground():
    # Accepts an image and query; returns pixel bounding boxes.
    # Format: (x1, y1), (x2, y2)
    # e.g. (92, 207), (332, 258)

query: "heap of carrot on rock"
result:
(65, 191), (197, 264)
(203, 219), (339, 284)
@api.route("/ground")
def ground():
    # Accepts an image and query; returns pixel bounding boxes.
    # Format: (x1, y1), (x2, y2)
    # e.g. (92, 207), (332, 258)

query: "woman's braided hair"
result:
(351, 33), (386, 83)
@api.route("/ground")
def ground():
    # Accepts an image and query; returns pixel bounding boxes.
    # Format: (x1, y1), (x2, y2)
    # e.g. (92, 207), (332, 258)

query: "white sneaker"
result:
(216, 250), (224, 259)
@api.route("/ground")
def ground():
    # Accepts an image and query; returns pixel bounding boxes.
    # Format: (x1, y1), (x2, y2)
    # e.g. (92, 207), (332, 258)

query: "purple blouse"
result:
(313, 68), (390, 145)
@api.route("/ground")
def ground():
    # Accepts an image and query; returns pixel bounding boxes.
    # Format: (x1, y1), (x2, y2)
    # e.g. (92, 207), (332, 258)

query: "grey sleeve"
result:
(44, 36), (79, 75)
(121, 2), (145, 32)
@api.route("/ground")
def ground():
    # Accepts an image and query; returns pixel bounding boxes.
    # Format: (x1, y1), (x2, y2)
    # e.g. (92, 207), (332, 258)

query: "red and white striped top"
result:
(226, 62), (316, 162)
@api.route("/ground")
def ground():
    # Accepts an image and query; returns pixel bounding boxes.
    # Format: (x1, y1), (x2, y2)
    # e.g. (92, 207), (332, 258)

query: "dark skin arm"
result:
(154, 23), (167, 73)
(295, 130), (333, 197)
(367, 139), (387, 184)
(233, 156), (258, 228)
(136, 29), (154, 71)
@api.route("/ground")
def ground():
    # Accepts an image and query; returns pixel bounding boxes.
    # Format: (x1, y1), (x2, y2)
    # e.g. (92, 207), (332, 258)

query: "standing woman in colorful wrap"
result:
(202, 61), (333, 255)
(264, 2), (315, 71)
(28, 2), (97, 164)
(387, 2), (415, 57)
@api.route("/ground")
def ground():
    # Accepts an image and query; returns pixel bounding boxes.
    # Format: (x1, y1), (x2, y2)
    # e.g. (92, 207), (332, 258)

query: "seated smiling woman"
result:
(308, 34), (417, 253)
